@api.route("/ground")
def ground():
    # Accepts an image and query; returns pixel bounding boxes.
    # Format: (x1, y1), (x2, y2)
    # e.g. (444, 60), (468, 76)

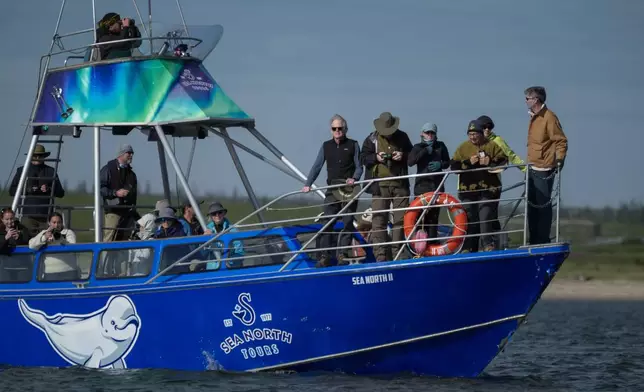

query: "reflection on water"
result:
(1, 300), (642, 391)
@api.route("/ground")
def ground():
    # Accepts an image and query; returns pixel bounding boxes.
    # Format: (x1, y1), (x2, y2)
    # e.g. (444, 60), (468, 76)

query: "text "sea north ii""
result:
(352, 273), (394, 286)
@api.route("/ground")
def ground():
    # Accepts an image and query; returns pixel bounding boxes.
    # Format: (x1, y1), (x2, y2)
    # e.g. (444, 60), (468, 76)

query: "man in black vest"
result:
(302, 114), (363, 267)
(99, 144), (138, 242)
(9, 144), (65, 237)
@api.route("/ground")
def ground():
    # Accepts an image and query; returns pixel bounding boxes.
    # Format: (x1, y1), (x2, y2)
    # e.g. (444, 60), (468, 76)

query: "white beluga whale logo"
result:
(18, 295), (141, 369)
(231, 293), (256, 326)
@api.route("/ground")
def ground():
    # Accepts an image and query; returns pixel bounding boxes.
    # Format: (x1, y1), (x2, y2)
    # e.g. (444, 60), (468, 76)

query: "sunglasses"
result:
(331, 127), (345, 131)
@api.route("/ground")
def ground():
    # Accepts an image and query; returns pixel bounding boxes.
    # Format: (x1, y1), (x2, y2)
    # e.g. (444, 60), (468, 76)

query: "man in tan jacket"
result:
(524, 86), (568, 245)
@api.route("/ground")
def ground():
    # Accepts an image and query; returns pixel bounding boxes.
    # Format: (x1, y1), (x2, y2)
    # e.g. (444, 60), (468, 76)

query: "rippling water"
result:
(1, 300), (642, 391)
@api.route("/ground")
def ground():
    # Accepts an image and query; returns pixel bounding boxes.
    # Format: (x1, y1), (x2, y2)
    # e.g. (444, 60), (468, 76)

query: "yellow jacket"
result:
(487, 133), (526, 172)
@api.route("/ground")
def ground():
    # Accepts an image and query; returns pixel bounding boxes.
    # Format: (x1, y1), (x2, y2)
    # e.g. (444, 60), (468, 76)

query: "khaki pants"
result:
(371, 184), (410, 261)
(103, 213), (136, 242)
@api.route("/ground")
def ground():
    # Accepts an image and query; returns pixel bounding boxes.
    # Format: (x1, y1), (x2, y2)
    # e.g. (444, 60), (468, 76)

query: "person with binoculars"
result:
(361, 112), (413, 262)
(95, 12), (142, 60)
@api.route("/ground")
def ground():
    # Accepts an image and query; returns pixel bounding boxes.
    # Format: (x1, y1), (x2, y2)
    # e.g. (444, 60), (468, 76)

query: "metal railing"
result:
(143, 163), (562, 284)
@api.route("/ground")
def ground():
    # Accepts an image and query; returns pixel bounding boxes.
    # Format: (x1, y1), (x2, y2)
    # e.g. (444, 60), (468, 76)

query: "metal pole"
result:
(11, 135), (39, 212)
(185, 137), (196, 181)
(131, 0), (150, 38)
(247, 127), (326, 200)
(156, 139), (172, 203)
(555, 166), (562, 243)
(148, 0), (153, 49)
(93, 126), (102, 242)
(523, 166), (530, 246)
(154, 125), (208, 231)
(208, 127), (303, 182)
(92, 0), (97, 42)
(221, 128), (266, 224)
(175, 0), (190, 36)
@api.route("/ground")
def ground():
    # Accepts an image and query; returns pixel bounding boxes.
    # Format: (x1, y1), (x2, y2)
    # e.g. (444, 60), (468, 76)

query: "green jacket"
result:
(487, 133), (526, 172)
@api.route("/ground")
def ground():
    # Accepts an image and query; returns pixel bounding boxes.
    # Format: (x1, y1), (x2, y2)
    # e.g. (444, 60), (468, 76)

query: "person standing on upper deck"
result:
(302, 114), (363, 267)
(451, 120), (508, 253)
(477, 115), (526, 173)
(524, 86), (568, 245)
(407, 122), (450, 244)
(361, 112), (414, 262)
(9, 144), (65, 237)
(100, 144), (139, 242)
(95, 12), (142, 60)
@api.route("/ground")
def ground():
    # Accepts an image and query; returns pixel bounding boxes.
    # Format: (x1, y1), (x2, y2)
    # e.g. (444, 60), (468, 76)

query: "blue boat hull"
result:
(0, 244), (568, 377)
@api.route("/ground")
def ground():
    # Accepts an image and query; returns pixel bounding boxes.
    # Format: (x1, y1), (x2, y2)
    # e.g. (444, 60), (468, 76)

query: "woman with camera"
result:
(29, 212), (78, 281)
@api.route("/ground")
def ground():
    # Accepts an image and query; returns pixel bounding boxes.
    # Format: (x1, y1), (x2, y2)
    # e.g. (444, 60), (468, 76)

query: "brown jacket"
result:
(527, 105), (568, 169)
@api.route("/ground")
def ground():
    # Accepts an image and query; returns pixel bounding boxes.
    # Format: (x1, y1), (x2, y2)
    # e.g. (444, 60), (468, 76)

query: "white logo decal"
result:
(232, 293), (256, 326)
(18, 295), (141, 369)
(179, 68), (214, 92)
(220, 293), (292, 359)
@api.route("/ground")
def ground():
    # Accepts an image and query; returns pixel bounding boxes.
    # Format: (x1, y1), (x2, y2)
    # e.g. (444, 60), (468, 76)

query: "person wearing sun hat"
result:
(450, 119), (508, 253)
(8, 144), (66, 237)
(407, 122), (451, 243)
(204, 202), (245, 269)
(360, 111), (414, 262)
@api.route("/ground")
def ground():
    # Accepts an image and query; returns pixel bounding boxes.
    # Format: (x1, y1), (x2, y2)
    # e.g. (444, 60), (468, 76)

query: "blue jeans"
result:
(527, 169), (555, 245)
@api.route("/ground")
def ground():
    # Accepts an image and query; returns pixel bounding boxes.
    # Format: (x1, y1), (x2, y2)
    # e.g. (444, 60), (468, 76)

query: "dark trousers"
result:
(527, 169), (556, 245)
(413, 194), (441, 243)
(371, 185), (410, 261)
(461, 192), (499, 252)
(319, 193), (358, 259)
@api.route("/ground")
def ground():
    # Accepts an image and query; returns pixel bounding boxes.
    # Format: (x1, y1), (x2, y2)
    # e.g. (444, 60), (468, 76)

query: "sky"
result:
(0, 0), (642, 208)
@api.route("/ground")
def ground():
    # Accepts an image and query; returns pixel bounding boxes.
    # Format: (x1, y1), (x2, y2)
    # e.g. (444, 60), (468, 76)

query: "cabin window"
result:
(37, 251), (93, 282)
(0, 253), (34, 283)
(159, 241), (224, 275)
(96, 247), (155, 279)
(225, 235), (293, 269)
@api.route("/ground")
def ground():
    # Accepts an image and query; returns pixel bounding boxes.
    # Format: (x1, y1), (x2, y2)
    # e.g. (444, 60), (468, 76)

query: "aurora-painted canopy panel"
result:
(33, 58), (252, 126)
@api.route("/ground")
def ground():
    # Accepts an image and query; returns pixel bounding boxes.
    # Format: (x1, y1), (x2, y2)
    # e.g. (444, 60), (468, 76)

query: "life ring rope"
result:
(403, 192), (468, 257)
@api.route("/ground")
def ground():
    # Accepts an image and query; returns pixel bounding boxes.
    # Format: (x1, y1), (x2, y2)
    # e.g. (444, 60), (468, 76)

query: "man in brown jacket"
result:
(524, 86), (568, 245)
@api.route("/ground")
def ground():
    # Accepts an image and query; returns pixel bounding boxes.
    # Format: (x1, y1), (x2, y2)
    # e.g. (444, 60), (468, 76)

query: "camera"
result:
(382, 153), (392, 160)
(52, 229), (62, 240)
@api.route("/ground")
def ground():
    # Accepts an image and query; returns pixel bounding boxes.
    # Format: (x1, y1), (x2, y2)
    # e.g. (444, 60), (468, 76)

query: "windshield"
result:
(142, 22), (224, 61)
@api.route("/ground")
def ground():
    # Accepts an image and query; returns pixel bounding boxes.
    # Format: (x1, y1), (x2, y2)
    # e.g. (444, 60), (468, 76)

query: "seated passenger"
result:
(153, 207), (186, 239)
(177, 200), (205, 236)
(127, 213), (156, 276)
(28, 212), (79, 281)
(28, 212), (76, 250)
(0, 208), (30, 254)
(95, 12), (142, 60)
(450, 120), (508, 253)
(205, 202), (244, 269)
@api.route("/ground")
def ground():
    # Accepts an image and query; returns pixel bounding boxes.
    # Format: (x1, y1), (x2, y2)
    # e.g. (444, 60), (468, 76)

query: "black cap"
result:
(476, 115), (495, 130)
(467, 120), (484, 134)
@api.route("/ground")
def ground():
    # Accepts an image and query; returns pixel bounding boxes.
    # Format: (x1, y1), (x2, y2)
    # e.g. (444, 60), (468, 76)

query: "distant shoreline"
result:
(542, 278), (644, 300)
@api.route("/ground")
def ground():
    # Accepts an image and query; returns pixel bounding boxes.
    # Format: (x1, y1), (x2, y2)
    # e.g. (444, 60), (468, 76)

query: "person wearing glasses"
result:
(524, 86), (568, 245)
(204, 202), (244, 269)
(302, 114), (363, 267)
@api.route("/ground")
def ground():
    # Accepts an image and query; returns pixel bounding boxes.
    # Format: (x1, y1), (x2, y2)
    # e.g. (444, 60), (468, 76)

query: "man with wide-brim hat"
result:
(9, 144), (66, 237)
(360, 112), (414, 262)
(301, 114), (363, 267)
(204, 201), (245, 269)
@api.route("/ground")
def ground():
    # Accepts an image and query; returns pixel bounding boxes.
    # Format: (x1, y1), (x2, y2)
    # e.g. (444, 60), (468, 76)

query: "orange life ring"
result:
(403, 192), (468, 256)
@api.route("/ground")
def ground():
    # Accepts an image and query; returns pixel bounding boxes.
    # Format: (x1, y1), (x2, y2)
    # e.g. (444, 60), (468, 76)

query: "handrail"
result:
(144, 163), (528, 284)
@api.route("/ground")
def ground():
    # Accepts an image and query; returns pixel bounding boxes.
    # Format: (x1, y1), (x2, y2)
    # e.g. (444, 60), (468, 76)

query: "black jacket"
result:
(9, 164), (65, 219)
(407, 140), (450, 195)
(96, 24), (142, 60)
(0, 221), (30, 255)
(360, 130), (413, 195)
(100, 159), (138, 215)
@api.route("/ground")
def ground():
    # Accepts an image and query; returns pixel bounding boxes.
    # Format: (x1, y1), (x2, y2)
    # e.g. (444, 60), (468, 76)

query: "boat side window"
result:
(96, 247), (155, 279)
(159, 241), (224, 275)
(0, 253), (34, 283)
(37, 251), (92, 282)
(225, 235), (292, 270)
(295, 232), (322, 260)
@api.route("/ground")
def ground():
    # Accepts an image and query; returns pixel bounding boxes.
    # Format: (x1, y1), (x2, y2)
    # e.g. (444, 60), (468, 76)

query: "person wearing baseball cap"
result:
(99, 144), (138, 242)
(450, 119), (508, 253)
(407, 122), (451, 243)
(477, 115), (526, 173)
